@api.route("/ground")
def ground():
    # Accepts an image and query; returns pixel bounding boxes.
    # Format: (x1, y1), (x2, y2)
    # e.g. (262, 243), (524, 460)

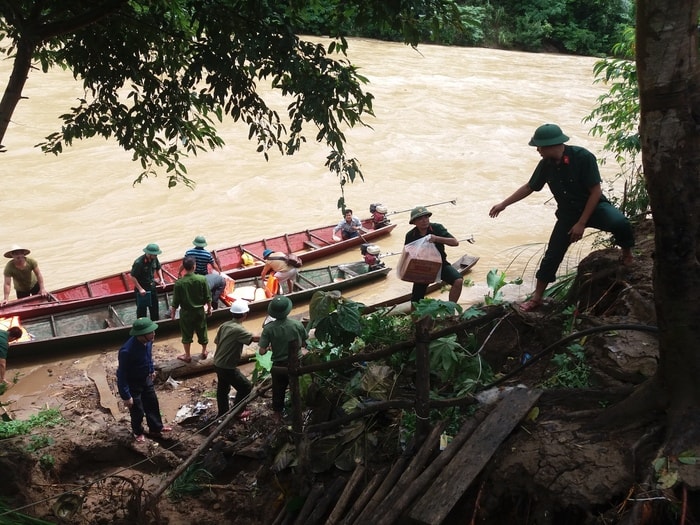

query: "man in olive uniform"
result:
(489, 123), (634, 311)
(171, 256), (212, 363)
(130, 243), (165, 321)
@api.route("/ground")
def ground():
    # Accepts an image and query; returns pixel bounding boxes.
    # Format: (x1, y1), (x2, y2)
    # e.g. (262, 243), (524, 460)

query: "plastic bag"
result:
(396, 235), (443, 283)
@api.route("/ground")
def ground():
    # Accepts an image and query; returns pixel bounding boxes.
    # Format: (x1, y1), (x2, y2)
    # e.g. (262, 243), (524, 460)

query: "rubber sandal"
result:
(235, 410), (252, 420)
(134, 434), (146, 443)
(518, 299), (543, 312)
(149, 425), (173, 438)
(177, 355), (192, 363)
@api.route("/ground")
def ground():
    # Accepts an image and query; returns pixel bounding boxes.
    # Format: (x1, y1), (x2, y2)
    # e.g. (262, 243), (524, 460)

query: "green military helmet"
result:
(409, 206), (432, 224)
(130, 317), (159, 336)
(528, 124), (570, 147)
(268, 295), (292, 319)
(193, 235), (207, 247)
(143, 243), (162, 255)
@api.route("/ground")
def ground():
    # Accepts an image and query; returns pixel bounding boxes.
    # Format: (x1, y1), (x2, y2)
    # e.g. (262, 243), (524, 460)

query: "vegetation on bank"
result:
(294, 0), (634, 57)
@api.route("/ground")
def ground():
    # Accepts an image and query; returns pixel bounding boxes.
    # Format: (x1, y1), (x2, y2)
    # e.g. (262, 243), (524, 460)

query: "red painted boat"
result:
(0, 219), (395, 320)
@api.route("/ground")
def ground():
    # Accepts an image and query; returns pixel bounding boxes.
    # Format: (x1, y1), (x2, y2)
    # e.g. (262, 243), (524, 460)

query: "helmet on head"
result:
(230, 301), (250, 315)
(263, 249), (273, 258)
(193, 235), (207, 247)
(409, 206), (432, 224)
(130, 317), (159, 336)
(143, 243), (162, 255)
(528, 124), (569, 147)
(268, 295), (292, 319)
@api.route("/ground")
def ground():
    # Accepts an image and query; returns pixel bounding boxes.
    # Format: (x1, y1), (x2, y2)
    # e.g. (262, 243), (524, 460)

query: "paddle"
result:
(386, 199), (457, 217)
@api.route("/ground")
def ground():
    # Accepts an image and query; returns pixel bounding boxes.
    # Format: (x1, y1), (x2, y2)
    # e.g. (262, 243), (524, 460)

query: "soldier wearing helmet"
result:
(489, 123), (634, 312)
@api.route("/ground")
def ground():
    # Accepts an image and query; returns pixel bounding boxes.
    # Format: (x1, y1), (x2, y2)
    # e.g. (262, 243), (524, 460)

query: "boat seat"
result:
(304, 241), (321, 250)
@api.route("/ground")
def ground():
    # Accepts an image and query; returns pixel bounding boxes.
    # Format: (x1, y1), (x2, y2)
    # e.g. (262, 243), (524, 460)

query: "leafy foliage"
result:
(168, 462), (214, 501)
(0, 0), (466, 197)
(584, 26), (648, 218)
(412, 298), (462, 320)
(427, 334), (493, 394)
(540, 343), (591, 389)
(0, 501), (54, 525)
(484, 269), (522, 305)
(0, 408), (64, 440)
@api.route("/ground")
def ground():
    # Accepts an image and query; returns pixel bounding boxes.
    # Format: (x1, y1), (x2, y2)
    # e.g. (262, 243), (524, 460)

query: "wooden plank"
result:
(304, 240), (322, 250)
(407, 387), (541, 525)
(86, 357), (121, 419)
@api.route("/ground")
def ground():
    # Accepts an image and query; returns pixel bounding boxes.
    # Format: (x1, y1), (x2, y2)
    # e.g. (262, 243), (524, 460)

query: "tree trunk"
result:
(0, 36), (35, 147)
(637, 0), (700, 449)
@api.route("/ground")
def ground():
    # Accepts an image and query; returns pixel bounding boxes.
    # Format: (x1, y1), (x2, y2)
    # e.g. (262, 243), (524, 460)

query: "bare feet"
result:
(177, 354), (192, 363)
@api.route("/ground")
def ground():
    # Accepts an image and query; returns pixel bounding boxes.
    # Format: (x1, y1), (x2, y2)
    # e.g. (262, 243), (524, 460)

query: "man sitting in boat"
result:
(261, 249), (297, 295)
(332, 209), (363, 241)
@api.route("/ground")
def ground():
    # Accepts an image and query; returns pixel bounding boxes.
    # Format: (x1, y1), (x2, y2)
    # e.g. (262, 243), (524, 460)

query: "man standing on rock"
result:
(171, 256), (212, 363)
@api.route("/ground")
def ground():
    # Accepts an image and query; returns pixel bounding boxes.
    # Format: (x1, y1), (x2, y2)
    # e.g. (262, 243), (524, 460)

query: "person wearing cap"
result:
(116, 318), (172, 442)
(258, 295), (307, 419)
(489, 123), (635, 312)
(405, 206), (463, 304)
(178, 235), (222, 277)
(130, 243), (165, 321)
(332, 209), (363, 241)
(0, 326), (23, 386)
(171, 256), (212, 363)
(213, 300), (260, 419)
(2, 245), (47, 306)
(261, 249), (297, 295)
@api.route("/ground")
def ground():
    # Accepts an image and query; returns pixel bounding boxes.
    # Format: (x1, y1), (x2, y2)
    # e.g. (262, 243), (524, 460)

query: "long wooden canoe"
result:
(0, 219), (395, 320)
(4, 260), (391, 359)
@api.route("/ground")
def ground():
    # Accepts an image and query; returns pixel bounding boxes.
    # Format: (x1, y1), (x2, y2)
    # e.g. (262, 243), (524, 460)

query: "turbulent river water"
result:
(2, 37), (611, 311)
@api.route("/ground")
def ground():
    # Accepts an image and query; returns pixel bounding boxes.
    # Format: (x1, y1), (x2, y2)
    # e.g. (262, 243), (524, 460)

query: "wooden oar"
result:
(386, 199), (457, 216)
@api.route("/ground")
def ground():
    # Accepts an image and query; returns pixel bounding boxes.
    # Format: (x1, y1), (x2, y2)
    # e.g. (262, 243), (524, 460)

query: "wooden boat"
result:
(0, 219), (396, 319)
(4, 260), (392, 359)
(360, 253), (479, 313)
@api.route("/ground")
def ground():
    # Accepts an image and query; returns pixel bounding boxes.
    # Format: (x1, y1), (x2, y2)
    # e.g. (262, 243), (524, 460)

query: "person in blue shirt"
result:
(178, 235), (222, 276)
(332, 209), (363, 241)
(116, 318), (172, 442)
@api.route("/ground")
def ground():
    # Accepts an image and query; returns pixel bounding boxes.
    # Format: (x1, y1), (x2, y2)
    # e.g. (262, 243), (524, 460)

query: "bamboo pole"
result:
(340, 467), (389, 525)
(326, 463), (366, 525)
(145, 386), (263, 512)
(375, 417), (480, 525)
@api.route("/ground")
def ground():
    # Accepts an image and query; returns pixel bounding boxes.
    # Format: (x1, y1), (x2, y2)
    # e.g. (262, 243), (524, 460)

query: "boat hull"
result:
(6, 261), (391, 359)
(0, 220), (395, 320)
